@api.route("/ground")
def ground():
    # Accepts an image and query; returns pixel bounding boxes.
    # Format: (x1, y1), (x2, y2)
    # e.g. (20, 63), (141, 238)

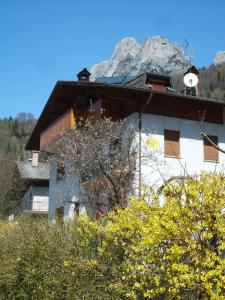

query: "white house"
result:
(25, 68), (225, 223)
(10, 154), (50, 219)
(125, 112), (225, 190)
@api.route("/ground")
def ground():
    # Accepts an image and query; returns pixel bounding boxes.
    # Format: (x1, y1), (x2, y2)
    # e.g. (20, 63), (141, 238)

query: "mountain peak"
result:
(112, 37), (139, 60)
(90, 36), (189, 79)
(214, 51), (225, 65)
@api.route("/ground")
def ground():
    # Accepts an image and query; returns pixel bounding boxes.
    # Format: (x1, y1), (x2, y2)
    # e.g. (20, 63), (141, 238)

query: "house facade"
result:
(10, 154), (50, 219)
(25, 68), (225, 223)
(20, 184), (49, 214)
(126, 112), (225, 189)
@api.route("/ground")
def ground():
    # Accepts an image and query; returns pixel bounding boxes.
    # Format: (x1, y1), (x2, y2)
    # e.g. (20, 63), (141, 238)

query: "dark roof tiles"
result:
(95, 75), (135, 84)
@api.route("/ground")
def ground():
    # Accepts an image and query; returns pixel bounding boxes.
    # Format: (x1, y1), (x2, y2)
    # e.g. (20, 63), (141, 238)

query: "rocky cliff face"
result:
(90, 36), (190, 79)
(214, 51), (225, 65)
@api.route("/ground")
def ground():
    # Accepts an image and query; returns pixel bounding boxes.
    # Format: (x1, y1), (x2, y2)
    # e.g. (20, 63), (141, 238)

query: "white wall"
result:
(48, 160), (81, 223)
(124, 113), (225, 191)
(48, 112), (225, 221)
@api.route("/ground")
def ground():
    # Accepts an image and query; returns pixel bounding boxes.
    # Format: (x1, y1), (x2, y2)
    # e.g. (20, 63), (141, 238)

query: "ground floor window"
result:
(203, 135), (218, 162)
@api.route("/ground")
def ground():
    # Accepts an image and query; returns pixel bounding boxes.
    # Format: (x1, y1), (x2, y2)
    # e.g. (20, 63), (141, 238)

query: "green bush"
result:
(1, 173), (225, 299)
(0, 218), (121, 300)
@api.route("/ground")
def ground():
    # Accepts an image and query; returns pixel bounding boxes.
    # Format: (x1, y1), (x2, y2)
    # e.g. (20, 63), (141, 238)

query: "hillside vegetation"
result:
(172, 62), (225, 100)
(0, 114), (36, 159)
(0, 115), (36, 217)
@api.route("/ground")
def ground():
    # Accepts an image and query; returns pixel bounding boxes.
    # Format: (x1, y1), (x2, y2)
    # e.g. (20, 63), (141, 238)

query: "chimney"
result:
(32, 151), (39, 167)
(77, 68), (91, 81)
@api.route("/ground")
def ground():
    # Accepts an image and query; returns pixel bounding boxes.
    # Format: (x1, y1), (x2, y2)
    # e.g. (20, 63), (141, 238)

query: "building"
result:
(9, 153), (49, 219)
(25, 68), (225, 223)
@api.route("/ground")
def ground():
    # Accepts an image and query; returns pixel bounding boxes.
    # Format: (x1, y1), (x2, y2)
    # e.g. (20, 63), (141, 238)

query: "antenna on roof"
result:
(181, 39), (199, 96)
(180, 39), (193, 68)
(183, 72), (198, 88)
(188, 43), (192, 67)
(183, 65), (199, 96)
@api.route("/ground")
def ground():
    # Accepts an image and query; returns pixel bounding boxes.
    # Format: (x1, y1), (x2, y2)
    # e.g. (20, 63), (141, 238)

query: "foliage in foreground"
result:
(1, 173), (225, 299)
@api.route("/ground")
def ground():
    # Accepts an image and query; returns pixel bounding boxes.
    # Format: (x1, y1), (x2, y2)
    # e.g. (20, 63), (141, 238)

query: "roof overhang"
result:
(25, 81), (151, 150)
(26, 80), (225, 151)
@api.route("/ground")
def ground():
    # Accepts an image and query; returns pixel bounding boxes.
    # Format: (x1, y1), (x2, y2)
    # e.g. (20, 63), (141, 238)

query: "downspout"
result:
(138, 89), (153, 198)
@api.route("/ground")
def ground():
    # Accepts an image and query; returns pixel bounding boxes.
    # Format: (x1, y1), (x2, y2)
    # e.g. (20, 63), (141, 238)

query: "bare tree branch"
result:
(200, 132), (225, 154)
(52, 118), (136, 211)
(157, 175), (189, 194)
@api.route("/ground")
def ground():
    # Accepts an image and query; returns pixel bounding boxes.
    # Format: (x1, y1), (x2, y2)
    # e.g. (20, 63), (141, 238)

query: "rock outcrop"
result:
(90, 36), (190, 79)
(214, 51), (225, 65)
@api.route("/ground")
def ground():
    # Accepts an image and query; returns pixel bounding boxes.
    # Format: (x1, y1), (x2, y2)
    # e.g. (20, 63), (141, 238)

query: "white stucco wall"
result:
(124, 112), (225, 191)
(48, 112), (225, 222)
(48, 160), (81, 223)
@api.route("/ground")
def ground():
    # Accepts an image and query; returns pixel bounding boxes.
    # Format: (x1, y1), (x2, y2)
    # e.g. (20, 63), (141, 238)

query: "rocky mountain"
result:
(90, 36), (190, 79)
(214, 51), (225, 65)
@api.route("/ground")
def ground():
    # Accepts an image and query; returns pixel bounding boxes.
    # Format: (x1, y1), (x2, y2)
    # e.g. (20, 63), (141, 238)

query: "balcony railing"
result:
(22, 199), (48, 213)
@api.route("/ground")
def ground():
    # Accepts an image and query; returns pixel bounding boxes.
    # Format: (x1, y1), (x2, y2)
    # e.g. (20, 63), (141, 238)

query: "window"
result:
(164, 130), (180, 157)
(204, 135), (218, 161)
(57, 161), (65, 180)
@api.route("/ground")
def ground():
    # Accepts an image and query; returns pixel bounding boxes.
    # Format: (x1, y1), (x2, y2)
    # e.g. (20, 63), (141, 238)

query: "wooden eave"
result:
(124, 72), (172, 88)
(26, 81), (225, 151)
(25, 81), (149, 150)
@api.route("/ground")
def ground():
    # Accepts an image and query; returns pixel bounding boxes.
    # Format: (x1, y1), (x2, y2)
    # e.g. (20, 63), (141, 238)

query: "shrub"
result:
(1, 173), (225, 299)
(98, 173), (225, 299)
(0, 218), (119, 300)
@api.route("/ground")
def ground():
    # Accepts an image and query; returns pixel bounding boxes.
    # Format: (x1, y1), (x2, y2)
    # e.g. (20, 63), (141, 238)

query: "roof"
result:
(25, 81), (153, 150)
(153, 88), (225, 105)
(95, 75), (134, 84)
(124, 72), (172, 88)
(16, 161), (50, 181)
(184, 65), (199, 76)
(25, 78), (225, 151)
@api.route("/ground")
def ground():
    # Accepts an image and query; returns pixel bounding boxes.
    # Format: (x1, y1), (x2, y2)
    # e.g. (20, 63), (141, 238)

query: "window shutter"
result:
(164, 130), (180, 157)
(204, 135), (218, 161)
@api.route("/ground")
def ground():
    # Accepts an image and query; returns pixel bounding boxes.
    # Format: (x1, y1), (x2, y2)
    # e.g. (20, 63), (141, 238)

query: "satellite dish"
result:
(183, 72), (198, 87)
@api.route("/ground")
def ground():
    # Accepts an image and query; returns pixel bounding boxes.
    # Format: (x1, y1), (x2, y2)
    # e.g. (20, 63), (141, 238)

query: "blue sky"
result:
(0, 0), (225, 118)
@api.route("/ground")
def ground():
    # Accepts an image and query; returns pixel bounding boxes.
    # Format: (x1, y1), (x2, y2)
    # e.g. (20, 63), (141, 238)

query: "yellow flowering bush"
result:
(1, 173), (225, 299)
(98, 173), (225, 299)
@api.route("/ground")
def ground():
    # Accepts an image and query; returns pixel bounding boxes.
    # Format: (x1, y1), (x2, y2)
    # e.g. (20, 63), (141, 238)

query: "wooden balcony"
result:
(40, 108), (75, 150)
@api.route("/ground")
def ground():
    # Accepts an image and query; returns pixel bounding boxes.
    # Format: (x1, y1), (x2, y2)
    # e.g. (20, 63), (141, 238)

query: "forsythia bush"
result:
(98, 173), (225, 299)
(1, 173), (225, 299)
